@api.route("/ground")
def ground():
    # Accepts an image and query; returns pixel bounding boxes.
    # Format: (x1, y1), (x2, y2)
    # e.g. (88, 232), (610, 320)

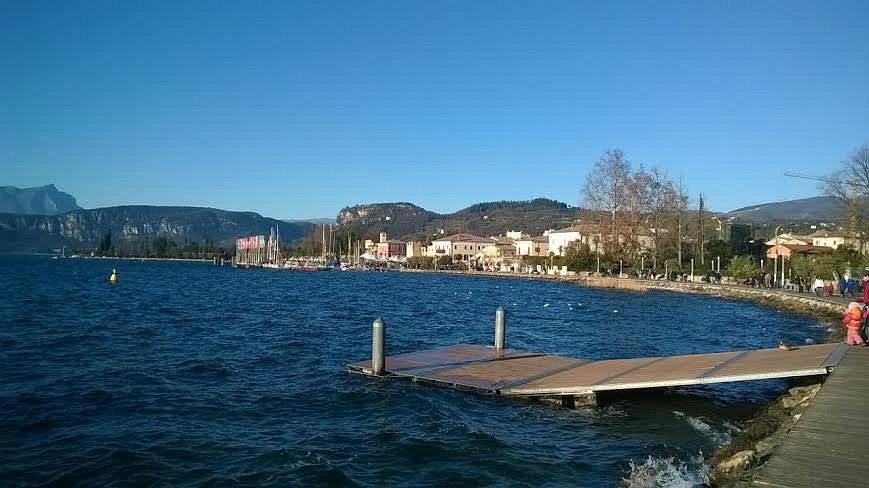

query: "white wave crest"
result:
(622, 453), (708, 488)
(673, 410), (731, 447)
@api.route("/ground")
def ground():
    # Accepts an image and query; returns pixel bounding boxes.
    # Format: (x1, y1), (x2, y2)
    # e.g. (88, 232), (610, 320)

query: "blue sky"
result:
(2, 1), (868, 219)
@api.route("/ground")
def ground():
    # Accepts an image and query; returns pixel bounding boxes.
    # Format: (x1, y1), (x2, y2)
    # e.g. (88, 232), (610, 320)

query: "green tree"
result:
(705, 239), (734, 270)
(727, 255), (758, 280)
(561, 241), (597, 271)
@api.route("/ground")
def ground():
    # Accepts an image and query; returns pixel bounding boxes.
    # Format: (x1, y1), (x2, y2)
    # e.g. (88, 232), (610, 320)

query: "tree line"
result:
(577, 144), (869, 279)
(86, 231), (232, 259)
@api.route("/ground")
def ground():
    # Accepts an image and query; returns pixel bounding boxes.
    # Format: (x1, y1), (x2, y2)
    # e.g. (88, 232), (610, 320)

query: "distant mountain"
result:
(0, 205), (315, 253)
(337, 198), (577, 240)
(722, 196), (846, 222)
(284, 217), (336, 225)
(0, 184), (82, 215)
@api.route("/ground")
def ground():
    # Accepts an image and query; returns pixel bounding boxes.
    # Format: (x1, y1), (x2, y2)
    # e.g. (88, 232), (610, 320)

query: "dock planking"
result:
(348, 342), (847, 400)
(753, 346), (869, 488)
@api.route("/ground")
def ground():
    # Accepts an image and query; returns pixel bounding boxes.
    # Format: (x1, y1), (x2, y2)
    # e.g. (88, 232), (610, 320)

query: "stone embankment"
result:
(708, 382), (823, 486)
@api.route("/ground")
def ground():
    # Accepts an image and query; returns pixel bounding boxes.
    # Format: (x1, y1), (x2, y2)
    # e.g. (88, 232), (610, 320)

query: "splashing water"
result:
(622, 453), (709, 488)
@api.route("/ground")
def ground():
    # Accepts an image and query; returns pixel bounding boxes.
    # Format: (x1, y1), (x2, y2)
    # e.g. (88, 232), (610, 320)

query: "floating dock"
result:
(348, 343), (846, 405)
(348, 310), (848, 405)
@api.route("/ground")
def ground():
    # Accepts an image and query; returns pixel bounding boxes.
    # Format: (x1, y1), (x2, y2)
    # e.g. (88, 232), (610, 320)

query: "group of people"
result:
(791, 274), (866, 298)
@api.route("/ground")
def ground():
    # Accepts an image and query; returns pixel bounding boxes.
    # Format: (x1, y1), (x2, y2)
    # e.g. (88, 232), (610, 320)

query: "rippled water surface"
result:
(0, 257), (828, 486)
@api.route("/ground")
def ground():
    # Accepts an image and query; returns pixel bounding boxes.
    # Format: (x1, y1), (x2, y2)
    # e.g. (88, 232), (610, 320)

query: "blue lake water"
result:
(0, 257), (829, 486)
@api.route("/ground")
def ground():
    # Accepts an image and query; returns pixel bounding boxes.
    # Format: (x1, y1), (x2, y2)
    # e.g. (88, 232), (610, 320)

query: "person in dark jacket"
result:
(863, 273), (869, 304)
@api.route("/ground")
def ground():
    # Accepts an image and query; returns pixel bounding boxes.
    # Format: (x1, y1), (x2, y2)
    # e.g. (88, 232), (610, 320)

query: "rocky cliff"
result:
(0, 205), (314, 253)
(0, 184), (82, 215)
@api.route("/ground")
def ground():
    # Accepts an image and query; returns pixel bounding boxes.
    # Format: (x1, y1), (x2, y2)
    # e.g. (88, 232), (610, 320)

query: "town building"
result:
(807, 230), (852, 250)
(514, 236), (549, 256)
(431, 233), (493, 261)
(476, 244), (518, 271)
(547, 226), (583, 256)
(763, 234), (812, 247)
(374, 232), (406, 258)
(405, 241), (425, 258)
(766, 243), (828, 260)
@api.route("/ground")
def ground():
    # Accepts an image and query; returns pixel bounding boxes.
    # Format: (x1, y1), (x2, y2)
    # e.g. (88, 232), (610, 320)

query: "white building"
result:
(807, 230), (851, 250)
(514, 236), (549, 256)
(547, 226), (583, 256)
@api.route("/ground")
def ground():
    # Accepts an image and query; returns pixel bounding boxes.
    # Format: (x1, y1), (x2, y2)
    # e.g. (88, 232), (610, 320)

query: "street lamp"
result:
(774, 226), (783, 288)
(714, 216), (723, 241)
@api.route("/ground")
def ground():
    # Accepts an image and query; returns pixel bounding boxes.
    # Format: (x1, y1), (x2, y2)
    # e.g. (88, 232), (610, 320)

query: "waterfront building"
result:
(431, 233), (493, 261)
(547, 225), (584, 256)
(766, 243), (828, 260)
(476, 244), (518, 271)
(548, 223), (657, 256)
(405, 241), (425, 258)
(515, 236), (549, 256)
(375, 232), (407, 258)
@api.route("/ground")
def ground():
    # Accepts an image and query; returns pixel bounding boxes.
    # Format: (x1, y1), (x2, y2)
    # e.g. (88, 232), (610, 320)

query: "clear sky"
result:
(2, 1), (868, 219)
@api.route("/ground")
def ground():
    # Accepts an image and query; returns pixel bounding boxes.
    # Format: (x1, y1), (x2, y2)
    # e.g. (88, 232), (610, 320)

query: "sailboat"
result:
(317, 224), (333, 271)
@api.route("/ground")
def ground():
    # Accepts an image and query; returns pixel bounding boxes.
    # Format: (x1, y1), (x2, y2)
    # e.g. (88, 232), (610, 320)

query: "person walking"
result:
(838, 276), (847, 297)
(847, 276), (856, 298)
(863, 272), (869, 304)
(813, 277), (825, 297)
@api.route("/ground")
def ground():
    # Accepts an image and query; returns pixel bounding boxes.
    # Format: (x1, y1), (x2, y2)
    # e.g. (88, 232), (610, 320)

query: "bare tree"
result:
(674, 178), (690, 268)
(626, 164), (654, 260)
(824, 144), (869, 251)
(646, 167), (676, 269)
(581, 149), (631, 256)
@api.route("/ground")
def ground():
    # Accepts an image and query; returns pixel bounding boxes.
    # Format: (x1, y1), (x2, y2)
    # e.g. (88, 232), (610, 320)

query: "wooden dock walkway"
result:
(348, 342), (848, 404)
(753, 345), (869, 487)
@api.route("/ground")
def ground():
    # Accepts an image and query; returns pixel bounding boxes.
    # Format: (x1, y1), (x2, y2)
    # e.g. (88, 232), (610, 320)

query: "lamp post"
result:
(774, 226), (783, 288)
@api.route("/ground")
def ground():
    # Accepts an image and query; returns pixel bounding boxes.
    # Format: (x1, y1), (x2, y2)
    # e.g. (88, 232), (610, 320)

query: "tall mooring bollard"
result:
(372, 318), (386, 376)
(495, 306), (506, 351)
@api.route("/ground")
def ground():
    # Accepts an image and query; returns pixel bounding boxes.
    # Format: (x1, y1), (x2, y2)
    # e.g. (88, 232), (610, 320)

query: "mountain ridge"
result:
(337, 198), (577, 240)
(0, 205), (314, 253)
(0, 184), (82, 215)
(721, 196), (845, 222)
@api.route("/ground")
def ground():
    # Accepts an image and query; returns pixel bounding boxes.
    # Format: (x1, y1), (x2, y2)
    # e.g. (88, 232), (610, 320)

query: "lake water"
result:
(0, 257), (828, 486)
